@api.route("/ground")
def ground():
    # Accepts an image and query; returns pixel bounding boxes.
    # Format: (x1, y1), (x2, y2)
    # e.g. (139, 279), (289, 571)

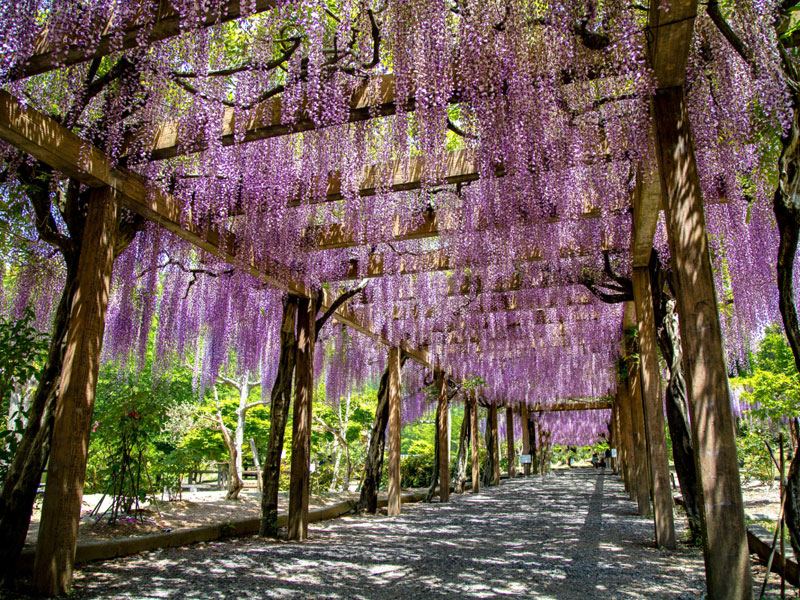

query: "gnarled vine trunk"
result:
(259, 296), (298, 537)
(454, 401), (471, 493)
(774, 101), (800, 561)
(426, 400), (441, 502)
(482, 407), (497, 487)
(656, 291), (702, 544)
(356, 355), (406, 513)
(0, 265), (77, 587)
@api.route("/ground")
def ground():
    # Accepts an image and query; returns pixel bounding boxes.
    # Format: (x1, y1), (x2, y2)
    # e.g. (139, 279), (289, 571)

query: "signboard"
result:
(610, 448), (617, 458)
(520, 454), (532, 464)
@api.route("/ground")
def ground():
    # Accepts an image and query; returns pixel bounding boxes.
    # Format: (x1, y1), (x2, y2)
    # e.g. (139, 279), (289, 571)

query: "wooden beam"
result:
(33, 187), (118, 595)
(631, 166), (663, 268)
(144, 53), (617, 161)
(288, 297), (314, 541)
(0, 90), (297, 293)
(145, 74), (424, 161)
(326, 245), (604, 283)
(528, 401), (612, 413)
(437, 370), (450, 503)
(310, 205), (604, 251)
(633, 266), (676, 549)
(12, 0), (282, 81)
(648, 0), (698, 90)
(654, 84), (751, 599)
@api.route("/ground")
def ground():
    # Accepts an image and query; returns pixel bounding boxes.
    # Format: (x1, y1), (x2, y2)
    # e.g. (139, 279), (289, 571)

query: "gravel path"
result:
(68, 469), (707, 599)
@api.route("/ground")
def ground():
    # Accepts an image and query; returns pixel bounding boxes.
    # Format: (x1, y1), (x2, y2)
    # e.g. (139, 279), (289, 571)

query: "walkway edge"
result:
(15, 491), (433, 575)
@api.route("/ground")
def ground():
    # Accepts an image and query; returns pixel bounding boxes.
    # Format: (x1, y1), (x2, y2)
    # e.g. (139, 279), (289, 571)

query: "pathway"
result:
(69, 469), (707, 599)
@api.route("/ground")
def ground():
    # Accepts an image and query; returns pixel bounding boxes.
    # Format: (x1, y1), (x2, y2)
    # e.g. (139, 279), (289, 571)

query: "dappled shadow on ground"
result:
(68, 470), (706, 599)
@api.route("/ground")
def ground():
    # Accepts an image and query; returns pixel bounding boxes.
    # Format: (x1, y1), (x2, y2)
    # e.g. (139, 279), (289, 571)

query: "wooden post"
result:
(288, 297), (315, 541)
(617, 385), (635, 496)
(506, 406), (516, 477)
(489, 404), (500, 485)
(521, 403), (531, 476)
(436, 370), (450, 502)
(654, 85), (751, 598)
(628, 356), (651, 517)
(387, 347), (402, 516)
(470, 395), (480, 493)
(633, 267), (676, 549)
(33, 187), (118, 596)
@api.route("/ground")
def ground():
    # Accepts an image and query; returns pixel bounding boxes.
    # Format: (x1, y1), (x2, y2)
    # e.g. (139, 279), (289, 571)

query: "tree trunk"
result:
(329, 446), (342, 493)
(0, 263), (77, 588)
(357, 356), (406, 513)
(214, 388), (243, 500)
(259, 296), (298, 537)
(454, 401), (471, 493)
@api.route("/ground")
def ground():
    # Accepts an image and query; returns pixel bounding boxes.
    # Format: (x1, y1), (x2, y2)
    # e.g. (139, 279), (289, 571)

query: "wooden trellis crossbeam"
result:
(529, 401), (612, 412)
(325, 245), (609, 283)
(10, 0), (283, 81)
(377, 297), (596, 319)
(309, 205), (605, 251)
(0, 89), (433, 369)
(142, 58), (619, 161)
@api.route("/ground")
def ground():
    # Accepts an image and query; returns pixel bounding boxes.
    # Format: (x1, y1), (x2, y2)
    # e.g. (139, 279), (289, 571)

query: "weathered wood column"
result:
(654, 85), (751, 598)
(436, 370), (450, 502)
(33, 188), (118, 596)
(505, 406), (516, 477)
(611, 401), (620, 473)
(520, 403), (531, 476)
(470, 396), (480, 493)
(616, 385), (634, 495)
(628, 360), (651, 517)
(633, 267), (676, 549)
(288, 296), (315, 541)
(489, 404), (500, 485)
(387, 347), (402, 516)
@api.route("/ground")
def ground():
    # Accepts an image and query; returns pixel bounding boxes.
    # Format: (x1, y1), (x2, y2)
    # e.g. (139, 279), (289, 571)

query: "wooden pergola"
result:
(0, 1), (751, 598)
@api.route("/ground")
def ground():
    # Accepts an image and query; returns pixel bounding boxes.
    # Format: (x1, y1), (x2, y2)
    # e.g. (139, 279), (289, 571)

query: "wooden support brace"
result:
(288, 297), (315, 541)
(387, 347), (402, 516)
(654, 85), (751, 599)
(33, 187), (118, 595)
(436, 371), (450, 503)
(633, 267), (676, 549)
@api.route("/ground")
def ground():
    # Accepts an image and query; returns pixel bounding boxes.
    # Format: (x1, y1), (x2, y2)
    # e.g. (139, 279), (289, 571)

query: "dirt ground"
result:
(23, 473), (788, 548)
(25, 487), (360, 547)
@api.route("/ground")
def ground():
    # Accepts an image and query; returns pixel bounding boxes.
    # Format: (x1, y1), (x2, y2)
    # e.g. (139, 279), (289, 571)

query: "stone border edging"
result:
(16, 490), (434, 575)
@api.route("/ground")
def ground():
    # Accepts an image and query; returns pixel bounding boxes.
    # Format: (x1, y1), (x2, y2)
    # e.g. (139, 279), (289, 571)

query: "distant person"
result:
(604, 448), (612, 469)
(591, 452), (599, 468)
